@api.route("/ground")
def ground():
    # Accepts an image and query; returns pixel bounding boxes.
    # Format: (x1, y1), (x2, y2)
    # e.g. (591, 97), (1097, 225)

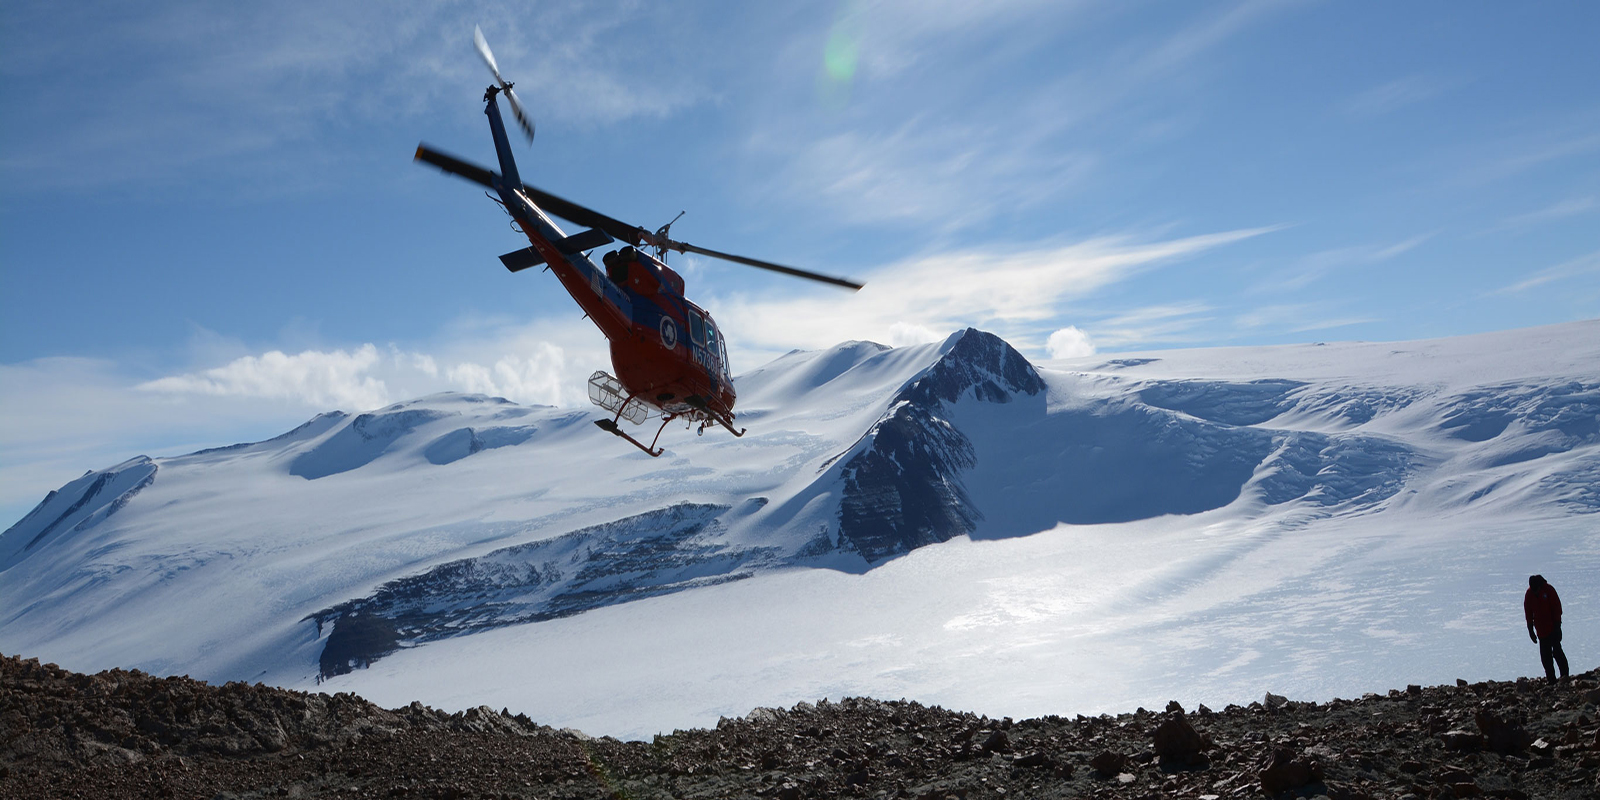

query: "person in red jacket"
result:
(1524, 574), (1569, 683)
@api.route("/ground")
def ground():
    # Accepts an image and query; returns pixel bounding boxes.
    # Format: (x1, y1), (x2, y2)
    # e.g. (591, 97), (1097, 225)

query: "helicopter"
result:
(414, 27), (862, 457)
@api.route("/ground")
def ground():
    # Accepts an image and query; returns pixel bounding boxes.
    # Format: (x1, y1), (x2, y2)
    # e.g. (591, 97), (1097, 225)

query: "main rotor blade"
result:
(670, 241), (864, 290)
(429, 167), (862, 291)
(473, 25), (503, 84)
(517, 182), (646, 245)
(414, 143), (496, 189)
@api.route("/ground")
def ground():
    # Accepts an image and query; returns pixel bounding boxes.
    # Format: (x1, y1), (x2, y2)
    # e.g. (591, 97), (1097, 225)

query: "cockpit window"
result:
(688, 309), (706, 347)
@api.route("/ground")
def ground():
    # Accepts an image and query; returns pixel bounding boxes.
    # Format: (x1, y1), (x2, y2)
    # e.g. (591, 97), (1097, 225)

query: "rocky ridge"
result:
(5, 653), (1597, 800)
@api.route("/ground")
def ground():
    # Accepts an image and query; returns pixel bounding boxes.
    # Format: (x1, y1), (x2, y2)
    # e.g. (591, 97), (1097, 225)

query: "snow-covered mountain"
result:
(3, 322), (1597, 739)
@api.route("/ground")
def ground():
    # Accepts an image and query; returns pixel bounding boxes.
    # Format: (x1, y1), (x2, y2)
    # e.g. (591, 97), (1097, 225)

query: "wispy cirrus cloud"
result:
(707, 226), (1277, 363)
(751, 0), (1289, 231)
(1233, 304), (1377, 334)
(1341, 74), (1448, 118)
(0, 0), (713, 193)
(1251, 234), (1432, 294)
(1484, 196), (1596, 235)
(1490, 249), (1600, 295)
(1083, 301), (1216, 349)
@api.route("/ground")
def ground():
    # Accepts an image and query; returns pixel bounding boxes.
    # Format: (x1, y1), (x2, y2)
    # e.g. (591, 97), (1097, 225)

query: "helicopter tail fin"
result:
(499, 228), (615, 272)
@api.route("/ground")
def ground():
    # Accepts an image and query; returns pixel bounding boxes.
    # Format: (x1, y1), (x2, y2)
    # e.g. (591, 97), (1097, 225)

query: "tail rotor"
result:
(473, 25), (535, 144)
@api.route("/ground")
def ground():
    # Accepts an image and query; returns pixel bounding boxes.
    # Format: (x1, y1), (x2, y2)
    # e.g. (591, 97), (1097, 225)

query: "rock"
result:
(1264, 692), (1289, 709)
(1151, 715), (1207, 761)
(745, 707), (782, 724)
(1527, 738), (1552, 756)
(1165, 700), (1184, 713)
(1457, 678), (1469, 687)
(1260, 748), (1322, 794)
(1474, 710), (1532, 755)
(1406, 684), (1423, 696)
(1012, 752), (1048, 768)
(979, 729), (1009, 753)
(1439, 729), (1484, 753)
(1089, 750), (1127, 776)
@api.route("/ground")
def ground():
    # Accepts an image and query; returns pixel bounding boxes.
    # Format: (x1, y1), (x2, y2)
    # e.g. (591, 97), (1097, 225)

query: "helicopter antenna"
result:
(653, 211), (686, 262)
(474, 25), (535, 144)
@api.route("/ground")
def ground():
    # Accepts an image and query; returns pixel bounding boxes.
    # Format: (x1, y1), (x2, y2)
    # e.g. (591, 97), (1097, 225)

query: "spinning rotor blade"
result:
(473, 25), (503, 83)
(414, 144), (496, 189)
(518, 179), (862, 290)
(503, 86), (536, 142)
(474, 25), (534, 143)
(516, 183), (646, 245)
(667, 241), (864, 290)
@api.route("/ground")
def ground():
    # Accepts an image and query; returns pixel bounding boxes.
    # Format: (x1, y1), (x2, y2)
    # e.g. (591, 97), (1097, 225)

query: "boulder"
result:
(1152, 715), (1207, 761)
(1439, 729), (1485, 753)
(1475, 710), (1532, 755)
(1089, 750), (1126, 776)
(1259, 748), (1322, 794)
(1012, 752), (1048, 768)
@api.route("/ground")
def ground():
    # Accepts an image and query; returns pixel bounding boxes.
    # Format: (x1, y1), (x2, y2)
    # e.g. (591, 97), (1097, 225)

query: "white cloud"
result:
(4, 1), (713, 193)
(708, 227), (1274, 365)
(1233, 304), (1376, 334)
(1486, 196), (1596, 234)
(139, 345), (392, 410)
(773, 121), (1097, 229)
(1342, 75), (1446, 118)
(1491, 249), (1600, 295)
(1253, 234), (1432, 294)
(1045, 326), (1096, 359)
(137, 323), (606, 411)
(887, 322), (946, 348)
(443, 343), (569, 407)
(0, 318), (612, 526)
(750, 1), (1288, 232)
(1088, 302), (1216, 349)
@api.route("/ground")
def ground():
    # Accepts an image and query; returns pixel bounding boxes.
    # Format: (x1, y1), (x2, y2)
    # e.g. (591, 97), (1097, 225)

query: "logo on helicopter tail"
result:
(659, 316), (678, 349)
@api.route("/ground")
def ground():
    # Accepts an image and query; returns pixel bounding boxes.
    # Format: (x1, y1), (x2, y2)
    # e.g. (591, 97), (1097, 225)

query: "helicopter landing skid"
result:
(685, 396), (746, 439)
(594, 416), (668, 458)
(704, 409), (746, 438)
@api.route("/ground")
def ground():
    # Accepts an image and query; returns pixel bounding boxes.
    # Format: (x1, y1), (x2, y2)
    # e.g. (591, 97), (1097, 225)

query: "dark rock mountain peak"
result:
(835, 329), (1045, 563)
(901, 328), (1048, 407)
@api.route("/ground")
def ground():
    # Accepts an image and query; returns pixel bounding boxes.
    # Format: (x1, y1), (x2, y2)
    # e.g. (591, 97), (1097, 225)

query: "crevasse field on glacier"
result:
(2, 321), (1596, 740)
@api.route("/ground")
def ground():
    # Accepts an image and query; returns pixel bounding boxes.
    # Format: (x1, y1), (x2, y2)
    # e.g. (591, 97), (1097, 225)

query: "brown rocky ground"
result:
(3, 652), (1597, 800)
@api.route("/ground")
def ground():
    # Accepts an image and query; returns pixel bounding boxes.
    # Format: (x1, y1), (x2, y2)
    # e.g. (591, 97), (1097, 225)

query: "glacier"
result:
(1, 321), (1596, 740)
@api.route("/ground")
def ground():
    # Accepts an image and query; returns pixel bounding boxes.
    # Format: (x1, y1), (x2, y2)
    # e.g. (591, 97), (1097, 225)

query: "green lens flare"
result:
(825, 29), (858, 82)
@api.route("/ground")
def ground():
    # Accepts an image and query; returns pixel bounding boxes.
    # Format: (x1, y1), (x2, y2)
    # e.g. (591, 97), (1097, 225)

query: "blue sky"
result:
(2, 0), (1597, 523)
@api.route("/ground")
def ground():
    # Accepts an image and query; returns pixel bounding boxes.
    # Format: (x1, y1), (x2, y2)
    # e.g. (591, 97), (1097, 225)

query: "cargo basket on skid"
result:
(587, 371), (649, 425)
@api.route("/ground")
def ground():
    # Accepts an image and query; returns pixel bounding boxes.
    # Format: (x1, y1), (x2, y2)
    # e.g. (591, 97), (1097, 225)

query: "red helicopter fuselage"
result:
(416, 86), (739, 455)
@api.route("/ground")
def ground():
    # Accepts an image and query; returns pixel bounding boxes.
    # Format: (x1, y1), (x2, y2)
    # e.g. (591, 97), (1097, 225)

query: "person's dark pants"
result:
(1539, 625), (1570, 681)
